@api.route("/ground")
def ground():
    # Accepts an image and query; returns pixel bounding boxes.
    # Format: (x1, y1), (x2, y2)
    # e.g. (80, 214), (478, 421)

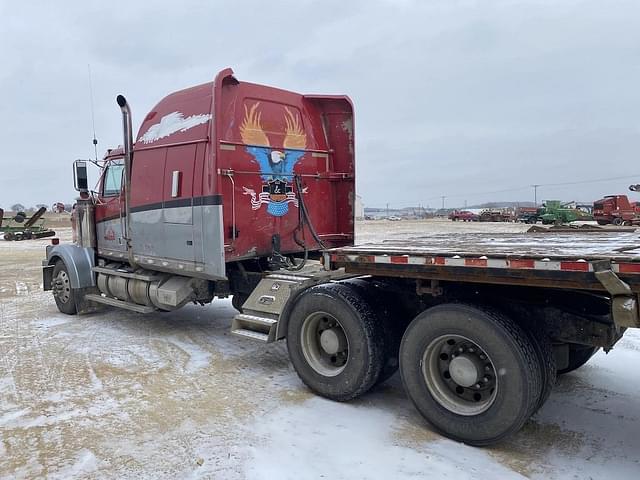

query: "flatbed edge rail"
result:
(325, 250), (640, 329)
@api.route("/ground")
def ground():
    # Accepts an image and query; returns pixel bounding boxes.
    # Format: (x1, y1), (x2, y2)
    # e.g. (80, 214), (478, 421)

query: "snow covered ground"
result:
(1, 222), (639, 479)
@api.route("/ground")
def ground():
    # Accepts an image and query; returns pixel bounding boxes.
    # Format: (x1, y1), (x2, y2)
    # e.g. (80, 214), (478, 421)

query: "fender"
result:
(43, 244), (96, 289)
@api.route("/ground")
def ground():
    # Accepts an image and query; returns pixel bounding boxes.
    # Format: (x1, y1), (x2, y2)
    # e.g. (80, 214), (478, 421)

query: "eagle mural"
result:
(240, 103), (307, 216)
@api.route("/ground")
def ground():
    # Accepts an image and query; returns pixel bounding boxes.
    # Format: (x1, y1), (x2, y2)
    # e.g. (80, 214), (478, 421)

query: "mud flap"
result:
(593, 260), (640, 328)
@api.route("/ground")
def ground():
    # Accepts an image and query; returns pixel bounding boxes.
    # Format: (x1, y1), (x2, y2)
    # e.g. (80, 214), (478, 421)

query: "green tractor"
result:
(0, 207), (56, 241)
(538, 200), (593, 225)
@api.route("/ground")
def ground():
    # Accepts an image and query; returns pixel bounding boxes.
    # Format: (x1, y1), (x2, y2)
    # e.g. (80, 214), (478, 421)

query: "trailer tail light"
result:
(51, 238), (60, 245)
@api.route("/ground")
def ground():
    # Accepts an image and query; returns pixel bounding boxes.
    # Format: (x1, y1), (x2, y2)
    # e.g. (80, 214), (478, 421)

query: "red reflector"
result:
(434, 257), (446, 265)
(510, 259), (535, 269)
(51, 238), (60, 245)
(618, 263), (640, 273)
(465, 258), (487, 267)
(390, 255), (409, 264)
(560, 261), (589, 272)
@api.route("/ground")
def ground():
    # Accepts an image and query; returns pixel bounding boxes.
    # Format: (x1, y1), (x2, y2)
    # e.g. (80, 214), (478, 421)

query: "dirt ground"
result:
(1, 220), (639, 479)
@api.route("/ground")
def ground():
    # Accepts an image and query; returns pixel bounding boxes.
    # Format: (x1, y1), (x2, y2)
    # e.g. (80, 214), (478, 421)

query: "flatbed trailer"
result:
(273, 230), (640, 445)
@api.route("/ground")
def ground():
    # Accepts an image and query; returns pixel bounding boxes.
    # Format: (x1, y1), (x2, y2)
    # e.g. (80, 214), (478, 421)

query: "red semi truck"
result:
(593, 195), (640, 225)
(43, 69), (640, 446)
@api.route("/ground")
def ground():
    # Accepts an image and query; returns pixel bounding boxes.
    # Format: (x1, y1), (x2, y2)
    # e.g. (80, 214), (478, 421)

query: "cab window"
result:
(102, 160), (124, 197)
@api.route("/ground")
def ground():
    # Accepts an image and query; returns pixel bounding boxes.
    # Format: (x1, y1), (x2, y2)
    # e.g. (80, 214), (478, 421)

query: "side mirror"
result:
(73, 160), (89, 192)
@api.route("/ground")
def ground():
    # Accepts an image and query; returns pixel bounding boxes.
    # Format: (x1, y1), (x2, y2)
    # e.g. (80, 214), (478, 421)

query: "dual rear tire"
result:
(286, 288), (555, 446)
(286, 283), (387, 401)
(399, 304), (548, 445)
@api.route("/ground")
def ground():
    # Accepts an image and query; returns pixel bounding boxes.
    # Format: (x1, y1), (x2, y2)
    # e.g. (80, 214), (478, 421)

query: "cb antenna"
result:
(88, 64), (99, 163)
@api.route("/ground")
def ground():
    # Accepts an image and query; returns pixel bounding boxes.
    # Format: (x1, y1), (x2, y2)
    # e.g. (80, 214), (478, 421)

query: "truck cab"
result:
(44, 68), (355, 313)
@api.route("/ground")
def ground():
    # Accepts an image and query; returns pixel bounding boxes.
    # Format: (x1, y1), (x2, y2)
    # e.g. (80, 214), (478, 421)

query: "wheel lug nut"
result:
(479, 354), (486, 360)
(468, 348), (475, 353)
(485, 365), (491, 371)
(483, 376), (490, 382)
(474, 384), (481, 389)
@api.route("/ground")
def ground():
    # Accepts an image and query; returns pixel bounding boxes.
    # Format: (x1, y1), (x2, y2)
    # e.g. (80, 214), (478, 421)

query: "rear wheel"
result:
(613, 217), (624, 226)
(523, 326), (556, 413)
(400, 304), (541, 446)
(557, 344), (599, 375)
(340, 278), (407, 385)
(286, 283), (385, 401)
(52, 260), (77, 315)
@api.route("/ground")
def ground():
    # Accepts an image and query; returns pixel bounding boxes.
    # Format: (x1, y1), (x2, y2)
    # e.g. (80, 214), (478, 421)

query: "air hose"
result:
(283, 175), (327, 271)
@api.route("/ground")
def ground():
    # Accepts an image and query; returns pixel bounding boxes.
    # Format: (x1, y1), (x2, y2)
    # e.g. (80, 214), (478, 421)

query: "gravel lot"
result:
(1, 220), (639, 479)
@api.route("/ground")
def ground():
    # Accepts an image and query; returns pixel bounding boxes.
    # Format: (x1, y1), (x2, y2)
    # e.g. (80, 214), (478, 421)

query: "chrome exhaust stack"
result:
(116, 95), (137, 268)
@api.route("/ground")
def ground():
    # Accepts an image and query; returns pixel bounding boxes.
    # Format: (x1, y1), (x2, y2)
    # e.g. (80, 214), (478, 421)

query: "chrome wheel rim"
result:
(53, 270), (71, 304)
(300, 312), (349, 377)
(422, 334), (498, 416)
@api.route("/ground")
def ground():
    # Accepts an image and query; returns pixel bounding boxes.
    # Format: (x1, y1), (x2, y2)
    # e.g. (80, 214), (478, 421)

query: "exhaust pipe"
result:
(116, 95), (137, 268)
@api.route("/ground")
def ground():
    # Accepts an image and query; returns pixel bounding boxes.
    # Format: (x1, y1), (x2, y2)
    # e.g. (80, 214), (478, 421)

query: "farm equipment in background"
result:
(479, 208), (514, 222)
(593, 195), (640, 226)
(538, 200), (593, 225)
(0, 207), (56, 241)
(516, 207), (540, 224)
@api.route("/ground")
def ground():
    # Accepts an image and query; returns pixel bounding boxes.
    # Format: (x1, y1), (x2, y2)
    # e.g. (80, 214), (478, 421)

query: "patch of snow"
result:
(48, 450), (99, 480)
(32, 315), (71, 328)
(0, 408), (30, 428)
(14, 282), (27, 295)
(166, 337), (212, 373)
(140, 111), (211, 144)
(245, 397), (523, 480)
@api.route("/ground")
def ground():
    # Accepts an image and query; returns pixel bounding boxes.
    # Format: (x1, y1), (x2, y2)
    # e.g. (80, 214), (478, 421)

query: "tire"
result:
(340, 278), (407, 385)
(399, 304), (541, 446)
(286, 283), (385, 401)
(522, 326), (556, 413)
(557, 345), (599, 375)
(613, 217), (623, 226)
(52, 260), (78, 315)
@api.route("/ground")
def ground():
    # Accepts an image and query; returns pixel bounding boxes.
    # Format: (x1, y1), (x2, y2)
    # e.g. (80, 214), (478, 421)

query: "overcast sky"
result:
(1, 0), (639, 210)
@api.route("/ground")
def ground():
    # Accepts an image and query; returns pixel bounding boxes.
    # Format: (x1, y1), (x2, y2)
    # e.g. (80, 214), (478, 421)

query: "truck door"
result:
(95, 159), (127, 257)
(161, 144), (196, 265)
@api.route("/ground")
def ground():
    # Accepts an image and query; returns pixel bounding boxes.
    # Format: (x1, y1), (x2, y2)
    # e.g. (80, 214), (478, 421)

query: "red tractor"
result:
(593, 195), (639, 225)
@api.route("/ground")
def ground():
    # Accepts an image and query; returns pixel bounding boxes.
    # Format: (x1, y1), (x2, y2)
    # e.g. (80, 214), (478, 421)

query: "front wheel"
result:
(286, 283), (385, 401)
(612, 217), (624, 226)
(52, 260), (78, 315)
(400, 304), (541, 446)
